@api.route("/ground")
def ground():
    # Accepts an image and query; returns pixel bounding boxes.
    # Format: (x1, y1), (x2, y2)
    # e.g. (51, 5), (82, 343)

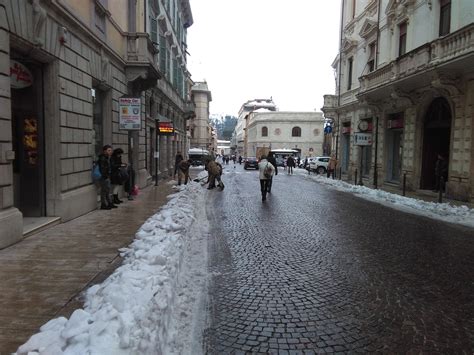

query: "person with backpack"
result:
(110, 148), (126, 204)
(98, 145), (116, 210)
(258, 155), (275, 202)
(266, 152), (278, 193)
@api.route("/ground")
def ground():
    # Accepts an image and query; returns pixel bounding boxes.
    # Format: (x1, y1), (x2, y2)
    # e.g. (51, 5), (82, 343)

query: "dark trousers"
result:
(327, 169), (334, 179)
(267, 177), (273, 192)
(287, 166), (293, 174)
(100, 178), (112, 206)
(260, 179), (270, 199)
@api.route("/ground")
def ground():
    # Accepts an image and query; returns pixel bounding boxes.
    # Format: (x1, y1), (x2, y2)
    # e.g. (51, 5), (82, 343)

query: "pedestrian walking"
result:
(258, 155), (275, 202)
(327, 155), (338, 179)
(287, 156), (295, 175)
(98, 145), (117, 210)
(232, 155), (236, 164)
(110, 148), (127, 204)
(177, 159), (192, 185)
(174, 151), (184, 178)
(238, 156), (242, 165)
(266, 152), (278, 193)
(434, 153), (448, 192)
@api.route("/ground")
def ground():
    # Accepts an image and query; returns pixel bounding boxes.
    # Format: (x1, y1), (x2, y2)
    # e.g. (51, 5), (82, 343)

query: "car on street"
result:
(309, 156), (330, 174)
(244, 157), (259, 170)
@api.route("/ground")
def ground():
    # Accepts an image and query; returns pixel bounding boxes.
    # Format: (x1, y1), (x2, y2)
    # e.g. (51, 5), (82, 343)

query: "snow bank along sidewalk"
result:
(17, 178), (209, 355)
(300, 172), (474, 229)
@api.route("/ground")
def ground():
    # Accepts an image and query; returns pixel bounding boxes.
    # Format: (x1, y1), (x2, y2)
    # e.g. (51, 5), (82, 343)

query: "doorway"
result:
(421, 97), (451, 189)
(11, 59), (45, 217)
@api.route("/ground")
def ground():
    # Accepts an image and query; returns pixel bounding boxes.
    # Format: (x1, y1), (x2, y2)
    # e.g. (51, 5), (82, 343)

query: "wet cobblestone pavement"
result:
(204, 165), (474, 354)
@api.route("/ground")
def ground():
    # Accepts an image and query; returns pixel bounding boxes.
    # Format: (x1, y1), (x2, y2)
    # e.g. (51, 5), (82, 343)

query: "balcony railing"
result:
(359, 23), (474, 93)
(126, 33), (159, 69)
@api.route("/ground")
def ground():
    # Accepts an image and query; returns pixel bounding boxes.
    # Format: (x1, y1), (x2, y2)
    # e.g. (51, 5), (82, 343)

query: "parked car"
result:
(309, 156), (330, 174)
(301, 157), (318, 169)
(244, 157), (259, 170)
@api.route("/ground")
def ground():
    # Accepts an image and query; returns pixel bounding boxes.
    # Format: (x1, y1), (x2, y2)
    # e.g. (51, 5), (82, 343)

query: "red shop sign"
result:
(10, 60), (33, 89)
(388, 118), (404, 129)
(341, 126), (351, 134)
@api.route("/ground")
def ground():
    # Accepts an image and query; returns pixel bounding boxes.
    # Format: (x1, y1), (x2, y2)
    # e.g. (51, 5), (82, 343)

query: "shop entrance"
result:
(11, 59), (45, 217)
(421, 97), (451, 190)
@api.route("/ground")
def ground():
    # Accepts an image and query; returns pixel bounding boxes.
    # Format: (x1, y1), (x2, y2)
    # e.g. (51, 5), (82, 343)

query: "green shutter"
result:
(150, 18), (158, 43)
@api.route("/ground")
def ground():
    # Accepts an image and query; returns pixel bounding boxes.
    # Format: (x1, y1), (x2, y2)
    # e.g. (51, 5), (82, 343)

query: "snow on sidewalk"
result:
(17, 174), (209, 355)
(296, 170), (474, 229)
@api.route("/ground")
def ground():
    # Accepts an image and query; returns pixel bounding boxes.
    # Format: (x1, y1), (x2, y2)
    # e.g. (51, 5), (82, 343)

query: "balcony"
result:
(125, 33), (161, 93)
(321, 95), (337, 117)
(359, 24), (474, 95)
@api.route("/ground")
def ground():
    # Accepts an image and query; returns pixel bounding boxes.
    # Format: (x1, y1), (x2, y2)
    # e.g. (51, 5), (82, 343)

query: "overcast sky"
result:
(187, 0), (341, 117)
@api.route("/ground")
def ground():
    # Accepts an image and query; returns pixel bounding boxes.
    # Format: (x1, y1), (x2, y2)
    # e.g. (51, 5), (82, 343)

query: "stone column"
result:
(0, 24), (23, 248)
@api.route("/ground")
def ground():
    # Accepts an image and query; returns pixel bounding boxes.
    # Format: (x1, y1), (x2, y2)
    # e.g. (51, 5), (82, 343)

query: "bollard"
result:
(438, 176), (444, 203)
(354, 169), (358, 185)
(402, 172), (407, 196)
(339, 167), (342, 180)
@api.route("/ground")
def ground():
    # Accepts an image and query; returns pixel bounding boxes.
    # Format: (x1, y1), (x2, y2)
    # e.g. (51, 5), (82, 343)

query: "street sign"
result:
(119, 97), (141, 130)
(354, 132), (372, 146)
(157, 121), (175, 135)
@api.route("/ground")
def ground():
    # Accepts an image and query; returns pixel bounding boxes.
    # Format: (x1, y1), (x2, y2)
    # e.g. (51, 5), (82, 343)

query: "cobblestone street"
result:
(204, 165), (474, 354)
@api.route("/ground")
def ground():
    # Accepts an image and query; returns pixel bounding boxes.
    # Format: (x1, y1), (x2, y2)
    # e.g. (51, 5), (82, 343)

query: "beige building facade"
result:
(323, 0), (474, 202)
(189, 81), (213, 151)
(245, 111), (325, 158)
(0, 0), (194, 248)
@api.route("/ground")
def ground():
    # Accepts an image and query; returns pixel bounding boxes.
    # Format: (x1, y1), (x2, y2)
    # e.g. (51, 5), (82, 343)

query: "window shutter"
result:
(159, 35), (166, 73)
(150, 18), (158, 43)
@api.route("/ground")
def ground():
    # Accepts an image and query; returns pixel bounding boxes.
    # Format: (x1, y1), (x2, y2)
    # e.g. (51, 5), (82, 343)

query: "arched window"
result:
(262, 126), (268, 137)
(292, 126), (301, 137)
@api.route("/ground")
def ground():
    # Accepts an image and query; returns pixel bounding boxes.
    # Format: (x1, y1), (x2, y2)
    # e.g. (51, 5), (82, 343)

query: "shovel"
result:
(193, 176), (208, 183)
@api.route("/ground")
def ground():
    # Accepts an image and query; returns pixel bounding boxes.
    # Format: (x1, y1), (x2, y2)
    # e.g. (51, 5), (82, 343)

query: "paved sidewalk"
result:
(0, 181), (175, 353)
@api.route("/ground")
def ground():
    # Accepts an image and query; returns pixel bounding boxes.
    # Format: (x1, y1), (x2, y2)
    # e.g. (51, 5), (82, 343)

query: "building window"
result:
(347, 57), (353, 90)
(368, 42), (376, 72)
(262, 126), (268, 137)
(398, 22), (407, 57)
(439, 0), (451, 36)
(94, 5), (106, 35)
(292, 127), (301, 137)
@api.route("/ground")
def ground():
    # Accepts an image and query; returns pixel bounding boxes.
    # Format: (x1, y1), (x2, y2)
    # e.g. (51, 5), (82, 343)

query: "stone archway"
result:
(420, 97), (452, 190)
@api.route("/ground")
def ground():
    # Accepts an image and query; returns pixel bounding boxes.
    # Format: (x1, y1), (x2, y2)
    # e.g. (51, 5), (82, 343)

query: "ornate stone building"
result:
(323, 0), (474, 202)
(0, 0), (194, 247)
(245, 111), (325, 159)
(188, 81), (213, 151)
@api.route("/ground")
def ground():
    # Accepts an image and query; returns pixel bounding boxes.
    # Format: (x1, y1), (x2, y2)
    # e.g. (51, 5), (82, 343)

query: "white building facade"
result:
(231, 98), (277, 156)
(189, 81), (213, 151)
(245, 111), (325, 158)
(322, 0), (474, 202)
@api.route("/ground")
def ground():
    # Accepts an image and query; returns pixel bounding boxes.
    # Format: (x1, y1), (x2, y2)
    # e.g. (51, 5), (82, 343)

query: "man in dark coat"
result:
(434, 154), (448, 192)
(110, 148), (126, 204)
(98, 145), (116, 210)
(266, 152), (278, 193)
(286, 156), (295, 175)
(174, 151), (184, 178)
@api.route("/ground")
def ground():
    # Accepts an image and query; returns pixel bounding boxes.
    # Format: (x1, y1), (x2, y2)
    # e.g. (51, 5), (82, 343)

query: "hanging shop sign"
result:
(354, 132), (373, 146)
(10, 60), (33, 89)
(387, 118), (404, 129)
(341, 126), (351, 134)
(157, 121), (175, 135)
(119, 97), (141, 130)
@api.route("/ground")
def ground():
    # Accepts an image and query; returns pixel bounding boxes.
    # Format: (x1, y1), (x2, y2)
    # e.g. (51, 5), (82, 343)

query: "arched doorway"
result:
(420, 97), (451, 189)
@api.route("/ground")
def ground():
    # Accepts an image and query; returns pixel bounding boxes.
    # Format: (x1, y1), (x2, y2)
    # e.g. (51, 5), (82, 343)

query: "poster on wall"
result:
(119, 97), (141, 130)
(23, 117), (38, 165)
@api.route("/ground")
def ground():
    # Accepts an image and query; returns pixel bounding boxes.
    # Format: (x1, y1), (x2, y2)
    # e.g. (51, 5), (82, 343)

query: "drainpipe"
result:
(336, 0), (345, 160)
(373, 0), (382, 188)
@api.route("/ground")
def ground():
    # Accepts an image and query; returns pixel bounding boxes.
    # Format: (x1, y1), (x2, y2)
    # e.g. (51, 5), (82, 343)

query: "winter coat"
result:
(178, 159), (192, 173)
(175, 153), (184, 165)
(328, 157), (338, 171)
(286, 156), (295, 167)
(110, 154), (124, 185)
(98, 154), (111, 180)
(207, 161), (222, 176)
(258, 159), (275, 180)
(267, 156), (278, 175)
(435, 158), (448, 178)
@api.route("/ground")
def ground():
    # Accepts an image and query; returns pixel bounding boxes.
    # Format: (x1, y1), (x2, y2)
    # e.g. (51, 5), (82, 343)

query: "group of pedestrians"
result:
(97, 145), (132, 210)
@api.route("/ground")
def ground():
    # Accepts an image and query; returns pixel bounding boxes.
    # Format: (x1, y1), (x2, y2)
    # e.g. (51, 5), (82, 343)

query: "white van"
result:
(309, 156), (330, 174)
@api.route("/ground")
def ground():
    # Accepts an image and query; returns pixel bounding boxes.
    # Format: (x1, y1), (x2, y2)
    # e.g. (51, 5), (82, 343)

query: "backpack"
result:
(264, 163), (272, 179)
(91, 162), (101, 182)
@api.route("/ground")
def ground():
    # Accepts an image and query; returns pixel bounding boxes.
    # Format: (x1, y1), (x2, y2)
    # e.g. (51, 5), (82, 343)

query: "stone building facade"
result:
(322, 0), (474, 202)
(0, 0), (194, 248)
(188, 81), (213, 150)
(245, 111), (325, 158)
(232, 98), (277, 156)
